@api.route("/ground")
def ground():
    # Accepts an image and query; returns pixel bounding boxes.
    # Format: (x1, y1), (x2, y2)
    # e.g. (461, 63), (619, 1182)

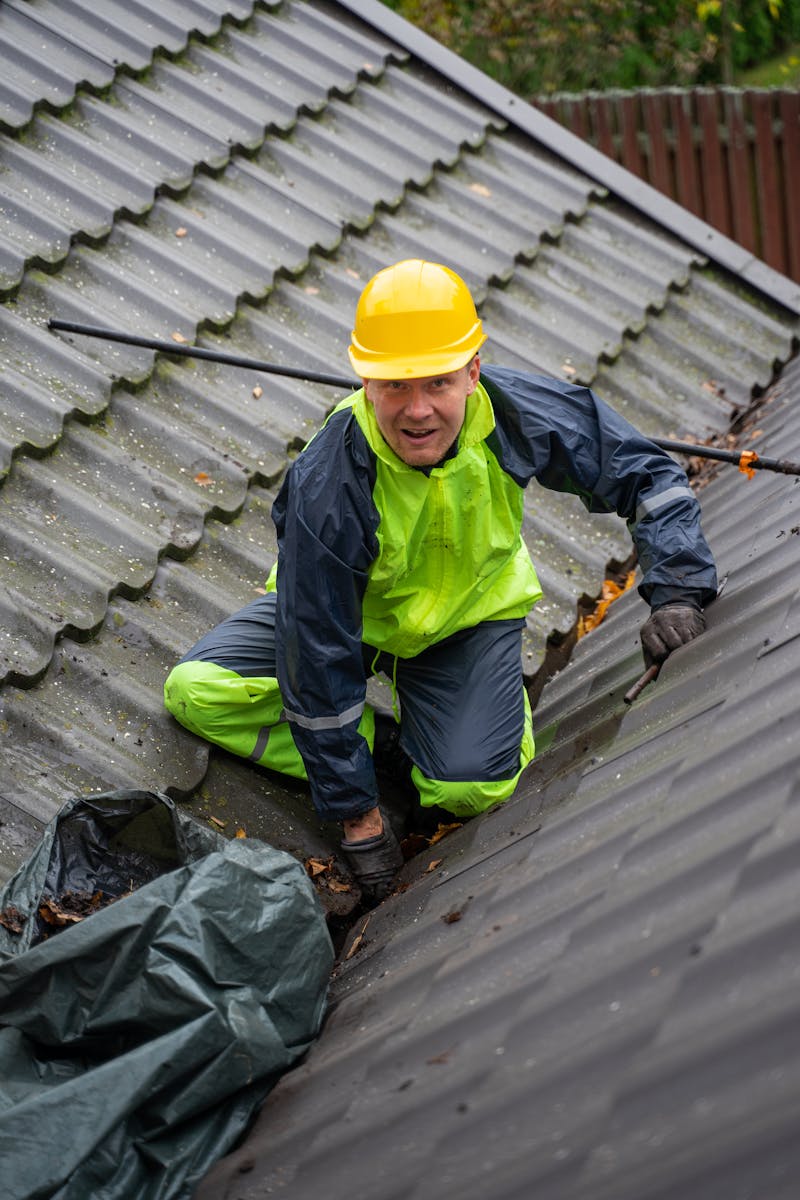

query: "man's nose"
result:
(404, 386), (433, 417)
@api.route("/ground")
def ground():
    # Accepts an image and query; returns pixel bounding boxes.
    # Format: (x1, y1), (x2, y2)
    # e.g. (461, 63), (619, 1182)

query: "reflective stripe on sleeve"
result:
(283, 700), (364, 731)
(635, 485), (695, 525)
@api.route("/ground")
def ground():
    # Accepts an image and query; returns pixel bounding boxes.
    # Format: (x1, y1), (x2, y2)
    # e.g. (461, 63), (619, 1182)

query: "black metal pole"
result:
(47, 319), (357, 390)
(648, 438), (800, 476)
(47, 319), (800, 475)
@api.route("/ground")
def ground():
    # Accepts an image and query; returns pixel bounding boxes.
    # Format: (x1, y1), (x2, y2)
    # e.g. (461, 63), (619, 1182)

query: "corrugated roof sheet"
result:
(1, 5), (800, 1189)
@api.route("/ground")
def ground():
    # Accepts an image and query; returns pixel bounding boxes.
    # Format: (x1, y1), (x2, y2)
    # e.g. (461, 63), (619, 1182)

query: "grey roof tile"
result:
(0, 1), (115, 132)
(4, 0), (256, 76)
(0, 2), (403, 295)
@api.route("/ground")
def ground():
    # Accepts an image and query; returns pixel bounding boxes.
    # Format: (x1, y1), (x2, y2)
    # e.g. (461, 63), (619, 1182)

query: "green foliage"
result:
(382, 0), (800, 95)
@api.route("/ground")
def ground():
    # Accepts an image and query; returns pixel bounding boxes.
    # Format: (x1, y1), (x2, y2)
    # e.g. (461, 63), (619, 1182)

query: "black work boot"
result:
(340, 818), (404, 906)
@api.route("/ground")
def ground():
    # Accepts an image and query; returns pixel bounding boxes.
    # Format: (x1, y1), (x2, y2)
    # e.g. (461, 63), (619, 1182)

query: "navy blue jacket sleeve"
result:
(481, 366), (717, 608)
(271, 408), (381, 821)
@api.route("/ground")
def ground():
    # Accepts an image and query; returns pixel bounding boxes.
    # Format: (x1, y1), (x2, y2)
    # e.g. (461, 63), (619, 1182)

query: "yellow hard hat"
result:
(348, 259), (486, 379)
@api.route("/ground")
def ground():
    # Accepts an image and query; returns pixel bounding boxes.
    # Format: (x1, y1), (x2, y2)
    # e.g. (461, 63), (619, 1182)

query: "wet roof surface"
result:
(1, 3), (800, 1193)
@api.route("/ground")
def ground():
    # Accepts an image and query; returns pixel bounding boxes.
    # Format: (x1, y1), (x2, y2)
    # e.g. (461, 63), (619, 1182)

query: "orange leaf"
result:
(429, 823), (461, 846)
(171, 331), (188, 344)
(345, 914), (371, 959)
(425, 858), (443, 873)
(235, 827), (247, 839)
(193, 471), (213, 486)
(576, 570), (636, 639)
(327, 878), (352, 893)
(175, 227), (188, 238)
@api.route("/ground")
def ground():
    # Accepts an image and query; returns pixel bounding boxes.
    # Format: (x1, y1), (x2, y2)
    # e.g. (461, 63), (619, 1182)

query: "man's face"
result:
(363, 357), (480, 467)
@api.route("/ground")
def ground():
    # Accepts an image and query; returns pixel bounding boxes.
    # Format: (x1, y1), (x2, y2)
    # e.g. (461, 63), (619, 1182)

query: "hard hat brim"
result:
(348, 329), (486, 380)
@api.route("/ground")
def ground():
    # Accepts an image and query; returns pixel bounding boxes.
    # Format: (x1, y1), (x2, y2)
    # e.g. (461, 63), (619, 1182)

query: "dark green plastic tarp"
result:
(0, 790), (334, 1200)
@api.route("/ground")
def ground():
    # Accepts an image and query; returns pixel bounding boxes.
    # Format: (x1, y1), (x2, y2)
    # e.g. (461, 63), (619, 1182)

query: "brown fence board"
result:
(671, 90), (702, 216)
(642, 91), (673, 195)
(751, 91), (783, 270)
(590, 93), (616, 160)
(722, 89), (758, 253)
(778, 90), (800, 282)
(695, 89), (730, 236)
(618, 93), (645, 178)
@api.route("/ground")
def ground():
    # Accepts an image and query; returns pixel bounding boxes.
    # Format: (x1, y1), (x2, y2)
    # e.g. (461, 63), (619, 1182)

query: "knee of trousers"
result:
(412, 700), (535, 819)
(163, 660), (284, 744)
(163, 661), (202, 730)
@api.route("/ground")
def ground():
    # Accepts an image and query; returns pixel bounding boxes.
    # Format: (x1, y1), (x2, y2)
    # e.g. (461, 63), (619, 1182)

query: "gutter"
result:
(338, 0), (800, 317)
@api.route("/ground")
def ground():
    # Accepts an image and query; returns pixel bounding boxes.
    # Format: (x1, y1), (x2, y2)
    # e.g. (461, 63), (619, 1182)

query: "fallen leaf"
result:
(175, 227), (188, 238)
(401, 832), (429, 857)
(576, 569), (637, 639)
(39, 901), (84, 926)
(235, 828), (247, 839)
(304, 286), (320, 295)
(345, 268), (361, 280)
(172, 331), (188, 344)
(748, 428), (763, 440)
(194, 471), (213, 486)
(38, 891), (108, 927)
(0, 906), (25, 934)
(252, 385), (263, 398)
(427, 1048), (453, 1064)
(469, 182), (492, 197)
(306, 857), (330, 877)
(442, 909), (462, 924)
(327, 878), (352, 894)
(429, 822), (462, 846)
(345, 914), (371, 959)
(425, 858), (443, 873)
(208, 816), (227, 829)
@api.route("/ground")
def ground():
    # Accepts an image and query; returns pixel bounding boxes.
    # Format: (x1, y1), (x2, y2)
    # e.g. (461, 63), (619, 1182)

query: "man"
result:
(164, 259), (716, 903)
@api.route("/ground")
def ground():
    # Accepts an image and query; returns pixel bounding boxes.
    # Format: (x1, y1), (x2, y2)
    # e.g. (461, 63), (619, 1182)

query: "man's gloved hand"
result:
(640, 602), (705, 668)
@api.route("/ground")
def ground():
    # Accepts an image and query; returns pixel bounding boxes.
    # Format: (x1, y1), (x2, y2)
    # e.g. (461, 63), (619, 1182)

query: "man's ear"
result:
(468, 355), (481, 391)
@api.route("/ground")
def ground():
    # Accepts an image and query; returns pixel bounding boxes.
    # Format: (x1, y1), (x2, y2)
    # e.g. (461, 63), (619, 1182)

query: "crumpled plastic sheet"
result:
(0, 791), (334, 1200)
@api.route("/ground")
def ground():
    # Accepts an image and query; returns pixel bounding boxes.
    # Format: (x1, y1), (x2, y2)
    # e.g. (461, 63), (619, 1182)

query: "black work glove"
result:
(640, 602), (705, 668)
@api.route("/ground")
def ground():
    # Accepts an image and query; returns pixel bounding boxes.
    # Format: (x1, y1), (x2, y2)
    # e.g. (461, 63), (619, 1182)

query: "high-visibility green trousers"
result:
(164, 594), (534, 821)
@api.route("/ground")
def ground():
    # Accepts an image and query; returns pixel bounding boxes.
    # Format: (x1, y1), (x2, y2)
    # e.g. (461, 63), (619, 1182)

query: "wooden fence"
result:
(535, 88), (800, 283)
